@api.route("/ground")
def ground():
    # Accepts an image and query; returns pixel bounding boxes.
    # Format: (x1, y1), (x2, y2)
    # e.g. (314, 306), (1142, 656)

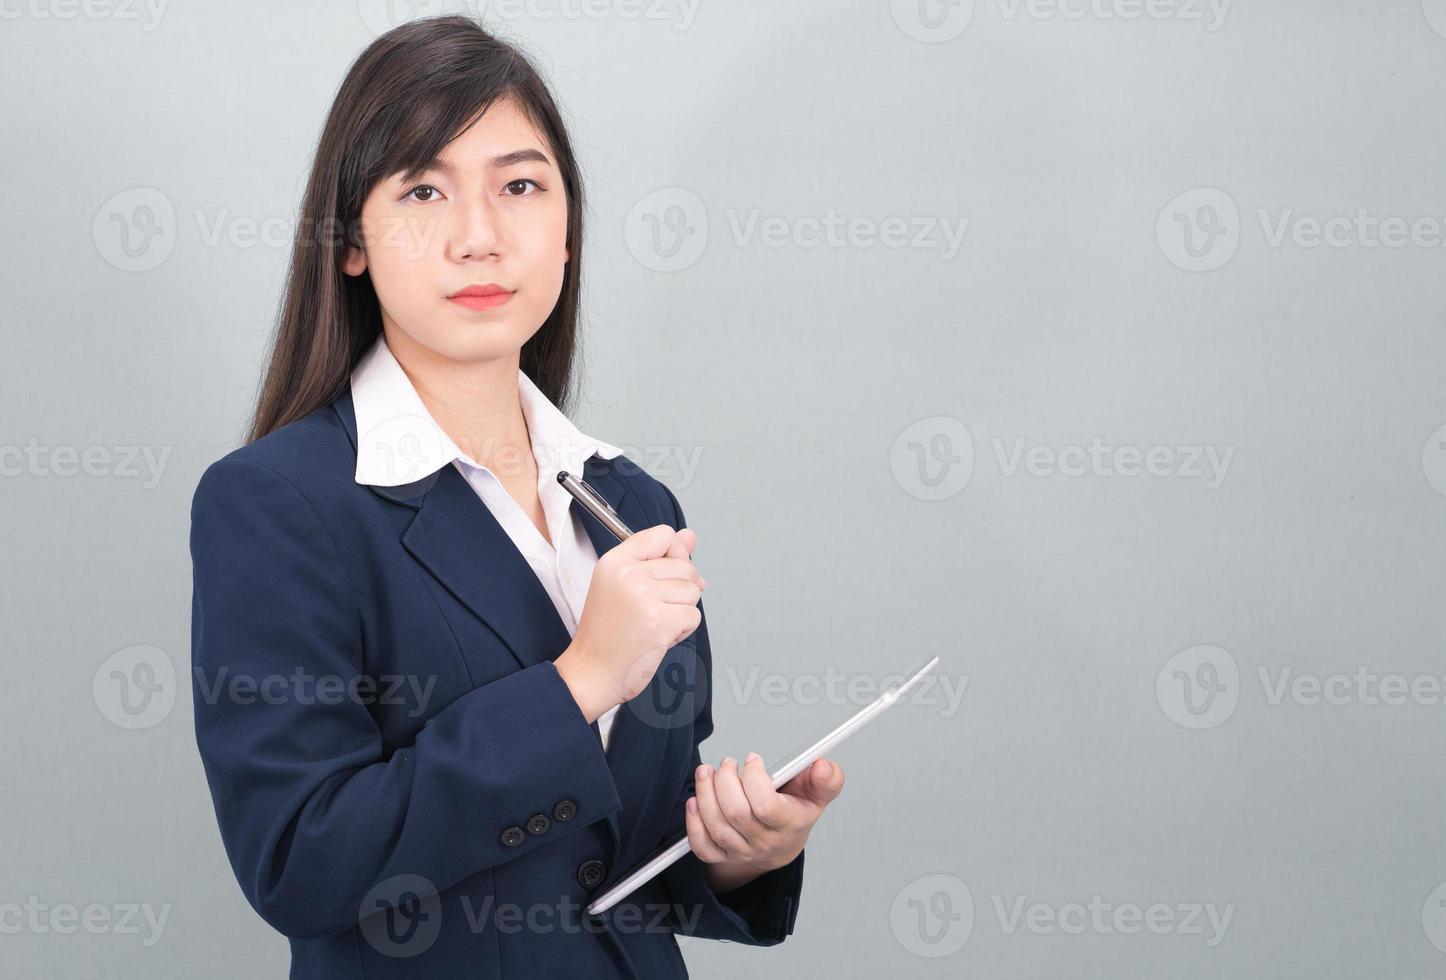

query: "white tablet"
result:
(586, 655), (941, 916)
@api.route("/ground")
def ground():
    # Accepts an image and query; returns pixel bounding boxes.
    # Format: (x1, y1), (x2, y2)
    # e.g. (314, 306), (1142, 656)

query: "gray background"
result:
(3, 0), (1445, 976)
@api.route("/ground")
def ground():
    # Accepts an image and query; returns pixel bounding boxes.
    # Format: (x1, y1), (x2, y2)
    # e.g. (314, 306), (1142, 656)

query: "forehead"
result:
(435, 98), (551, 165)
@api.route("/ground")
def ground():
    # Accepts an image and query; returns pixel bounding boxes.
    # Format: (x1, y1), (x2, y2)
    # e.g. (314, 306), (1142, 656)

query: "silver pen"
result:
(557, 470), (634, 541)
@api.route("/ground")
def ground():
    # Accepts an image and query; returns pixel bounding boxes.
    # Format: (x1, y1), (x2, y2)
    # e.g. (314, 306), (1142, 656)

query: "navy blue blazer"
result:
(189, 387), (804, 979)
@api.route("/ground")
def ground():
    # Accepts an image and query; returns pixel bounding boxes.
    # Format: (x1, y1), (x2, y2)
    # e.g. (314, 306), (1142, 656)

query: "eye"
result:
(503, 178), (543, 197)
(403, 184), (443, 203)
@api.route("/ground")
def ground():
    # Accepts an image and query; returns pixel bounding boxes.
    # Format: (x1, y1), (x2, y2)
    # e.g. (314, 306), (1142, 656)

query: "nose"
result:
(446, 194), (503, 262)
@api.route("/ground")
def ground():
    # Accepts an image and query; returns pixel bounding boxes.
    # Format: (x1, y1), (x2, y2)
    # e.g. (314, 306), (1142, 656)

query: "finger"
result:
(710, 757), (762, 845)
(665, 528), (697, 559)
(618, 524), (681, 560)
(644, 557), (705, 588)
(656, 580), (703, 606)
(780, 757), (846, 808)
(693, 762), (750, 855)
(738, 753), (787, 830)
(684, 793), (728, 863)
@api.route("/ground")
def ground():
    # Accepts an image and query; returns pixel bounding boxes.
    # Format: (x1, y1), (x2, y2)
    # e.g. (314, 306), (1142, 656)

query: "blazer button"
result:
(553, 799), (577, 822)
(500, 825), (526, 847)
(577, 859), (607, 890)
(526, 813), (551, 835)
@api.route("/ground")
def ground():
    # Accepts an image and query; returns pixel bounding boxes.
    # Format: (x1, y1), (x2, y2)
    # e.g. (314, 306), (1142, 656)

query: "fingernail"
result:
(745, 752), (760, 765)
(817, 760), (833, 778)
(722, 756), (735, 768)
(687, 797), (697, 815)
(697, 764), (711, 779)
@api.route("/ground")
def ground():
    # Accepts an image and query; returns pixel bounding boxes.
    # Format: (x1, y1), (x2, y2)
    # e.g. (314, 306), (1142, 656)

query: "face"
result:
(342, 96), (570, 367)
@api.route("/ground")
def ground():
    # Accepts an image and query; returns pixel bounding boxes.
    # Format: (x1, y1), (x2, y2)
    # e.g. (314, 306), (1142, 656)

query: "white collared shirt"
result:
(350, 334), (626, 748)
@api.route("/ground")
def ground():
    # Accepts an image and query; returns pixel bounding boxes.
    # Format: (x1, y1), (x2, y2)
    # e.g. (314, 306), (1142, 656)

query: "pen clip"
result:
(576, 475), (622, 522)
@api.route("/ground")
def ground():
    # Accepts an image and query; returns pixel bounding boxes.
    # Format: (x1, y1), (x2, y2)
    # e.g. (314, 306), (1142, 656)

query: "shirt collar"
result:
(350, 333), (625, 488)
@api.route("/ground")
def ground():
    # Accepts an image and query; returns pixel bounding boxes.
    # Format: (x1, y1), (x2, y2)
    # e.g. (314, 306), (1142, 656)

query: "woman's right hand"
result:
(555, 524), (705, 722)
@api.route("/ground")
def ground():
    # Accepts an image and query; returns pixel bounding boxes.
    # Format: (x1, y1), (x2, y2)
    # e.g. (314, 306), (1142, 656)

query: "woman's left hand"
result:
(684, 753), (845, 879)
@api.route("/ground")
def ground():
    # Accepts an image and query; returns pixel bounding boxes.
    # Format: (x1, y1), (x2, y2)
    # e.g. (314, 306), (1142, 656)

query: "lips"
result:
(448, 284), (514, 311)
(449, 284), (511, 298)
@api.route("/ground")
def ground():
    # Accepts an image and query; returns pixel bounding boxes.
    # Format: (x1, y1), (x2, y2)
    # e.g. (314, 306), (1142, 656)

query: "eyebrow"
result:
(412, 149), (552, 179)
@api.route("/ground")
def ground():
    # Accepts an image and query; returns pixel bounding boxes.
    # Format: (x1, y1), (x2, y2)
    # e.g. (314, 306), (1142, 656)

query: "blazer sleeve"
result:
(189, 456), (623, 940)
(652, 483), (806, 946)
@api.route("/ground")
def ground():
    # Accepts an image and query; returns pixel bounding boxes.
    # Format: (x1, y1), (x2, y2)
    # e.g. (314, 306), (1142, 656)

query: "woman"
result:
(188, 15), (845, 980)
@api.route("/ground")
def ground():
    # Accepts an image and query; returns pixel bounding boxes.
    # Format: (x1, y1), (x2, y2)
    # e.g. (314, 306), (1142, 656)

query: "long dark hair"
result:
(245, 16), (586, 444)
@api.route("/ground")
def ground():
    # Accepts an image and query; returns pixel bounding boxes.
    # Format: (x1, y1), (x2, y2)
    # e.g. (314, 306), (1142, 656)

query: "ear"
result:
(342, 244), (366, 277)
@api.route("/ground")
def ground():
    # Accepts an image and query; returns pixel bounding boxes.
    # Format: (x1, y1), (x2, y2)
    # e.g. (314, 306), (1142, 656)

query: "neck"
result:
(382, 324), (533, 478)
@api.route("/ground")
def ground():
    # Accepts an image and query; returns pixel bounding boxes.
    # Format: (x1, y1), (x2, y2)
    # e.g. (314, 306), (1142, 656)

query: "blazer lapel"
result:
(333, 388), (674, 862)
